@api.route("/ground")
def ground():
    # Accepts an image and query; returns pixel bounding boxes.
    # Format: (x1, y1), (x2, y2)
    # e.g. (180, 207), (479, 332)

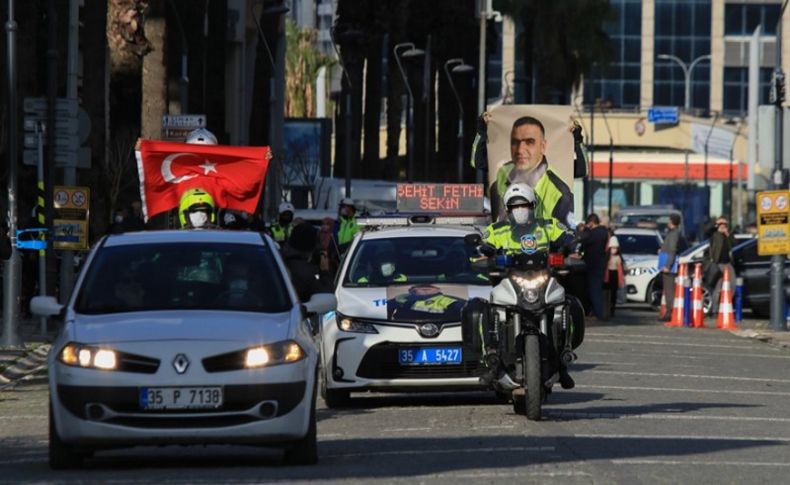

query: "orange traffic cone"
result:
(691, 263), (705, 328)
(666, 263), (686, 327)
(717, 266), (736, 330)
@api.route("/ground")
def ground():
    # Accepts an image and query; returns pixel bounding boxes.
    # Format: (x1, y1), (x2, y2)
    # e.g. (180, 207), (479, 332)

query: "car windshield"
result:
(344, 237), (489, 287)
(75, 242), (291, 314)
(617, 233), (661, 255)
(617, 213), (676, 234)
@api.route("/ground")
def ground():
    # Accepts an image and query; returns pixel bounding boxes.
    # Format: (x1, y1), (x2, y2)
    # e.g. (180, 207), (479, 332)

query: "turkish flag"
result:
(135, 139), (270, 220)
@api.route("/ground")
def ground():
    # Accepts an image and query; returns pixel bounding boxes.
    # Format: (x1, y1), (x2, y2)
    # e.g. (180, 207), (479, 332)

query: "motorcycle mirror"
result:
(464, 233), (482, 247)
(479, 243), (497, 257)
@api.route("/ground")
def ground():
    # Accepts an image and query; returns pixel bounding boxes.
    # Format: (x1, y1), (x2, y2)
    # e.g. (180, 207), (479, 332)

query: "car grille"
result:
(356, 342), (481, 379)
(116, 353), (160, 374)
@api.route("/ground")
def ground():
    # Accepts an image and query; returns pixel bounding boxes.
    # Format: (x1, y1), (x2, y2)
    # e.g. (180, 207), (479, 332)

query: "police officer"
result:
(271, 202), (295, 245)
(357, 250), (407, 284)
(179, 188), (218, 229)
(479, 183), (575, 389)
(333, 198), (359, 255)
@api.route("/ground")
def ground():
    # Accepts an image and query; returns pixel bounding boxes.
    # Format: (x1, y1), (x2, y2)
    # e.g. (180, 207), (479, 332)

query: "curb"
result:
(730, 329), (790, 351)
(0, 344), (51, 390)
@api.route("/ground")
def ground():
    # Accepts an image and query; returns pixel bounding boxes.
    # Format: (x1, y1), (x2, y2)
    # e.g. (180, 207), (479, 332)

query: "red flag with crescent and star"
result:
(135, 139), (270, 220)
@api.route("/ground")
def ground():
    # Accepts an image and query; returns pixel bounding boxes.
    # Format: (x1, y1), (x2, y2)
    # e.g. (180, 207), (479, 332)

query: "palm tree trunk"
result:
(141, 0), (167, 140)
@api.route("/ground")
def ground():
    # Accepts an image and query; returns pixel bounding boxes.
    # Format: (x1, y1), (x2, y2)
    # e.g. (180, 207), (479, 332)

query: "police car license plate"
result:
(398, 347), (462, 365)
(139, 386), (223, 410)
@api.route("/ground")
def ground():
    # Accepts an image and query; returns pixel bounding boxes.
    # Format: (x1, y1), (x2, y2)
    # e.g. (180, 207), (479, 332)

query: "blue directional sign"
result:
(647, 107), (679, 124)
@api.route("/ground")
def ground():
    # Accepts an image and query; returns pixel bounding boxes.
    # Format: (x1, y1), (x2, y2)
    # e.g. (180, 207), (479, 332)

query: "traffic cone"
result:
(666, 263), (686, 327)
(716, 266), (736, 330)
(691, 263), (705, 328)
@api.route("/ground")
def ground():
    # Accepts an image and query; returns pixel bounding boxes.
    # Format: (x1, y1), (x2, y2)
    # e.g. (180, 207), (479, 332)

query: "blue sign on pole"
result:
(647, 107), (679, 124)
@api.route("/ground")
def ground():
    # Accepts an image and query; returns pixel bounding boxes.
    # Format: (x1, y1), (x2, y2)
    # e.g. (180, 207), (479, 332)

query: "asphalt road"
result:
(2, 306), (789, 484)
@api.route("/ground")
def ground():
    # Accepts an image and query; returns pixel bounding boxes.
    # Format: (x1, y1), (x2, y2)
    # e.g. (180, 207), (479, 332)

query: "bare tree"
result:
(103, 128), (140, 221)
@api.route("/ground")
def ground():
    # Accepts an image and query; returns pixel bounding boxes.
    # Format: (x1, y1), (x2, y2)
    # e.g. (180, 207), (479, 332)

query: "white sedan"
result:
(32, 230), (335, 468)
(614, 228), (664, 306)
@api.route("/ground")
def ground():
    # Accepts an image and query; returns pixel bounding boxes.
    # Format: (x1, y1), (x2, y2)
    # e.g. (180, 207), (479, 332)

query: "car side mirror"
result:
(303, 293), (337, 315)
(30, 296), (65, 318)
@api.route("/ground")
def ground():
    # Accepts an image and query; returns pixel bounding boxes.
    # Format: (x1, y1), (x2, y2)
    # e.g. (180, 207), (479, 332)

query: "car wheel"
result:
(283, 382), (318, 466)
(702, 287), (713, 315)
(49, 405), (86, 470)
(647, 278), (662, 311)
(320, 369), (350, 408)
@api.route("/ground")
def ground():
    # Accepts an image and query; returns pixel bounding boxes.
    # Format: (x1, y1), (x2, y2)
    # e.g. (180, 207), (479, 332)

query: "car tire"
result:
(320, 369), (350, 408)
(647, 278), (662, 311)
(283, 382), (318, 466)
(49, 405), (86, 470)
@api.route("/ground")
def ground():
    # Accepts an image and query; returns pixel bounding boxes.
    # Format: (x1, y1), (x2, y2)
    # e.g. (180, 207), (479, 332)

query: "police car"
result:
(319, 212), (493, 407)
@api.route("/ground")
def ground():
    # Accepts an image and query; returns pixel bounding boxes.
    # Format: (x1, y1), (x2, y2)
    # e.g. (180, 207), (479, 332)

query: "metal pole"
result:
(476, 0), (487, 184)
(770, 0), (789, 331)
(703, 112), (720, 214)
(36, 123), (48, 336)
(684, 67), (691, 113)
(2, 0), (21, 346)
(589, 101), (594, 215)
(444, 59), (465, 183)
(344, 91), (351, 197)
(407, 94), (414, 182)
(45, 0), (56, 299)
(608, 137), (613, 221)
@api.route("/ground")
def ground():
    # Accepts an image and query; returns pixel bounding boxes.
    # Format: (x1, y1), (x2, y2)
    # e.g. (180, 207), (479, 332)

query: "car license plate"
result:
(139, 386), (223, 410)
(398, 347), (462, 365)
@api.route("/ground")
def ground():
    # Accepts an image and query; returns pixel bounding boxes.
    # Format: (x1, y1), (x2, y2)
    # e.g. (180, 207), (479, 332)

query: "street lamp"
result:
(597, 99), (614, 222)
(330, 27), (363, 199)
(444, 58), (474, 182)
(394, 42), (425, 182)
(657, 53), (711, 112)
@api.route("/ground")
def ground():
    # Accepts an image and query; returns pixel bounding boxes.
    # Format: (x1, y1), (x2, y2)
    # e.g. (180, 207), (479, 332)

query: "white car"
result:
(320, 216), (492, 407)
(32, 230), (335, 469)
(614, 228), (663, 306)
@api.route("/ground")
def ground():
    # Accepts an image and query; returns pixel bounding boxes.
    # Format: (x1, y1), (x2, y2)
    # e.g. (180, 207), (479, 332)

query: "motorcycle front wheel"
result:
(524, 333), (542, 420)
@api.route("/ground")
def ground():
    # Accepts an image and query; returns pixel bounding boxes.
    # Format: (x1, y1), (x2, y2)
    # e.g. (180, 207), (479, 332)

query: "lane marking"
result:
(381, 427), (432, 432)
(450, 470), (592, 478)
(585, 338), (760, 350)
(0, 415), (46, 420)
(471, 425), (516, 430)
(326, 446), (555, 459)
(574, 433), (790, 442)
(548, 411), (790, 423)
(584, 370), (790, 384)
(576, 384), (790, 397)
(611, 459), (790, 467)
(584, 349), (790, 361)
(588, 332), (740, 343)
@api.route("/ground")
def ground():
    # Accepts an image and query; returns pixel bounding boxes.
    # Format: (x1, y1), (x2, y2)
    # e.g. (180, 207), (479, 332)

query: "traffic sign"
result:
(647, 107), (679, 124)
(53, 185), (90, 250)
(162, 114), (206, 141)
(756, 190), (790, 256)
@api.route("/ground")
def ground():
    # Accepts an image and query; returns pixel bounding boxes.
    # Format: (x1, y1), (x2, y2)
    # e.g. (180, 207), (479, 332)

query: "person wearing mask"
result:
(478, 183), (575, 389)
(356, 250), (407, 284)
(578, 213), (609, 321)
(333, 198), (359, 256)
(271, 203), (295, 246)
(282, 222), (334, 303)
(604, 234), (626, 318)
(706, 216), (736, 317)
(658, 213), (684, 322)
(178, 188), (218, 229)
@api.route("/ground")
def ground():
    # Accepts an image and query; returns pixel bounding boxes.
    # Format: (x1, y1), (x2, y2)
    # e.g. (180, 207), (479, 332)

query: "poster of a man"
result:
(486, 105), (578, 231)
(386, 284), (468, 322)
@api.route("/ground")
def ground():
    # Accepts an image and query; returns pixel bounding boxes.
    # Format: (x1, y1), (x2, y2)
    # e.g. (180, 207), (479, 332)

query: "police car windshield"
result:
(344, 237), (489, 287)
(75, 243), (291, 314)
(617, 234), (662, 255)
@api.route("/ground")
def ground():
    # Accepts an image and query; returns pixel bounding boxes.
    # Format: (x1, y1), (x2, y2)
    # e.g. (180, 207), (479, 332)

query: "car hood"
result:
(336, 285), (490, 322)
(623, 254), (658, 267)
(70, 310), (293, 344)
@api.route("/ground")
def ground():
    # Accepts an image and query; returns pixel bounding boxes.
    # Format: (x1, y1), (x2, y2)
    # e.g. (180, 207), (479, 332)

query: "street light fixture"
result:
(657, 53), (711, 112)
(444, 58), (474, 182)
(394, 42), (425, 182)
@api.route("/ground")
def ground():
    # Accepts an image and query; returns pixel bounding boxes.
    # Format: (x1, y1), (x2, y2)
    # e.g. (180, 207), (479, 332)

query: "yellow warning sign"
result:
(756, 190), (790, 256)
(53, 186), (90, 250)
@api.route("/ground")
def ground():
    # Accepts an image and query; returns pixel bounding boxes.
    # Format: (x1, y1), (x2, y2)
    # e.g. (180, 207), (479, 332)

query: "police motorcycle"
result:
(461, 224), (585, 421)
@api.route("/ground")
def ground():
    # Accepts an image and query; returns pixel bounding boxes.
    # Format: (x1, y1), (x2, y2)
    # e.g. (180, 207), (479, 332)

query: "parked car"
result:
(615, 228), (663, 306)
(612, 205), (683, 238)
(32, 230), (336, 468)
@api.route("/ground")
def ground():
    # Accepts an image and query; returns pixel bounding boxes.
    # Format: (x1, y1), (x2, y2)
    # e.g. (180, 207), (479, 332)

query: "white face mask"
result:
(189, 211), (209, 228)
(380, 262), (396, 277)
(511, 207), (532, 225)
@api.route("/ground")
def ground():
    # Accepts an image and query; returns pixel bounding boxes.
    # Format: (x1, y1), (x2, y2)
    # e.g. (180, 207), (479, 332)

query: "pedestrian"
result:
(658, 213), (683, 322)
(578, 213), (609, 320)
(705, 216), (736, 317)
(282, 222), (334, 303)
(604, 234), (626, 317)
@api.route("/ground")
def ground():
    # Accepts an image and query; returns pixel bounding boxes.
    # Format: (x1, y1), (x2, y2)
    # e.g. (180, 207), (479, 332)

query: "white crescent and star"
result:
(161, 153), (218, 183)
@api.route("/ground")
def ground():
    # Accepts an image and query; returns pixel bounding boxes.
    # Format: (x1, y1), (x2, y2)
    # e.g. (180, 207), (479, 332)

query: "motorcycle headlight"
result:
(59, 343), (118, 370)
(524, 289), (540, 303)
(336, 313), (379, 334)
(510, 270), (549, 291)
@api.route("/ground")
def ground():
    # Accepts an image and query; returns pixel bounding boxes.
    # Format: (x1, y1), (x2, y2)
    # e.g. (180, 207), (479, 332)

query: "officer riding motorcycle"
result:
(462, 183), (585, 420)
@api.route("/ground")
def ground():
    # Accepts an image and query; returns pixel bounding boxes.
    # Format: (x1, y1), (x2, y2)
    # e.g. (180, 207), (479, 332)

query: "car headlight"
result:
(336, 313), (378, 334)
(59, 343), (118, 370)
(627, 267), (650, 276)
(244, 341), (304, 368)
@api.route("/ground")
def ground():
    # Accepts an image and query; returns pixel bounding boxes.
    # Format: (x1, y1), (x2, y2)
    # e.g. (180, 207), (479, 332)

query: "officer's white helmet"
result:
(186, 128), (218, 145)
(503, 183), (536, 208)
(339, 197), (355, 208)
(278, 202), (295, 214)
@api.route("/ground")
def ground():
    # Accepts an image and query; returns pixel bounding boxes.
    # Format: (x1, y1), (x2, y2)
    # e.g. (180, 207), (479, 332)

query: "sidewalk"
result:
(728, 315), (790, 350)
(0, 317), (54, 389)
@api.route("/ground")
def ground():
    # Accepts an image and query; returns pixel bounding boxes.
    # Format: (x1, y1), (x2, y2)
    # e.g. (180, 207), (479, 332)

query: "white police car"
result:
(615, 228), (664, 306)
(320, 215), (492, 407)
(31, 230), (335, 468)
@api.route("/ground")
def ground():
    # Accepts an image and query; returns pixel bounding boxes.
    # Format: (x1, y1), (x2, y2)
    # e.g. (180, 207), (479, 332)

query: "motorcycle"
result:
(461, 232), (585, 420)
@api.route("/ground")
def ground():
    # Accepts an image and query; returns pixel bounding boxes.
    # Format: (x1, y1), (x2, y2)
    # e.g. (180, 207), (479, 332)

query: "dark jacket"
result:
(660, 226), (683, 272)
(282, 247), (334, 303)
(708, 230), (734, 265)
(579, 225), (609, 271)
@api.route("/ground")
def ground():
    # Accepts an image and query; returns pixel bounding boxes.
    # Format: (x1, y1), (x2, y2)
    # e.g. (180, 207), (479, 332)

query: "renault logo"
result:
(172, 354), (190, 374)
(419, 323), (440, 338)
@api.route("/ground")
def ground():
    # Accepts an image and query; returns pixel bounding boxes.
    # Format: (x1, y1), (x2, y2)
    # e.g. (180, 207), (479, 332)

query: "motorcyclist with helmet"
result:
(477, 183), (576, 389)
(271, 202), (296, 245)
(179, 188), (218, 229)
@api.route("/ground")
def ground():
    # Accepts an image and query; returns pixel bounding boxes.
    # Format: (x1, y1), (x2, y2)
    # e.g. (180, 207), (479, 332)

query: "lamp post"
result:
(330, 27), (363, 199)
(444, 58), (474, 182)
(598, 99), (614, 222)
(703, 111), (720, 194)
(656, 53), (711, 112)
(394, 42), (425, 182)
